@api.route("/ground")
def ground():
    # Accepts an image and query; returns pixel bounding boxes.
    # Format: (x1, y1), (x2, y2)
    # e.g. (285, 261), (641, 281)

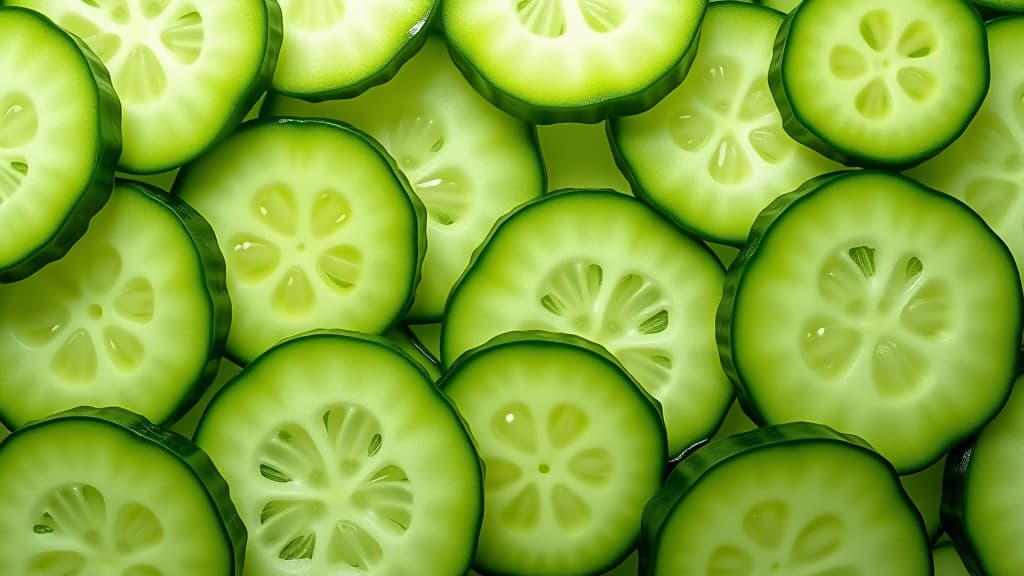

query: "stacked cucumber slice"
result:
(3, 0), (1024, 574)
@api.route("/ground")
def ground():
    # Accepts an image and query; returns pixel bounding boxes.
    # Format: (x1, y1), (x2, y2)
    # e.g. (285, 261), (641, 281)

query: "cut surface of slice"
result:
(194, 331), (482, 576)
(443, 189), (730, 458)
(0, 180), (229, 429)
(272, 0), (435, 98)
(6, 0), (282, 173)
(442, 331), (666, 575)
(174, 118), (424, 363)
(441, 0), (706, 123)
(719, 170), (1022, 472)
(610, 1), (840, 245)
(0, 6), (121, 281)
(262, 35), (543, 320)
(770, 0), (989, 167)
(641, 422), (931, 575)
(0, 406), (245, 576)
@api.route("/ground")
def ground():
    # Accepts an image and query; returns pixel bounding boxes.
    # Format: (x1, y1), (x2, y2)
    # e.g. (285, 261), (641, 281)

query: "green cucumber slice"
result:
(174, 118), (424, 364)
(905, 15), (1024, 298)
(195, 330), (483, 576)
(443, 189), (730, 458)
(943, 373), (1024, 575)
(719, 170), (1022, 472)
(0, 180), (229, 429)
(5, 0), (282, 174)
(442, 331), (666, 575)
(0, 406), (245, 576)
(0, 6), (121, 281)
(641, 422), (932, 575)
(770, 0), (989, 167)
(262, 35), (544, 321)
(610, 1), (840, 245)
(441, 0), (706, 123)
(272, 0), (435, 99)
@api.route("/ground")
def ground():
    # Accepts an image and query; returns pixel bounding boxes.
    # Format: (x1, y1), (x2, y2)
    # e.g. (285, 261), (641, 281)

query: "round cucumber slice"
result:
(0, 180), (229, 430)
(272, 0), (435, 99)
(441, 331), (666, 575)
(0, 6), (121, 282)
(770, 0), (989, 167)
(719, 170), (1022, 472)
(943, 373), (1024, 575)
(195, 330), (483, 576)
(610, 1), (840, 245)
(641, 422), (931, 575)
(174, 118), (425, 364)
(442, 189), (730, 459)
(0, 406), (245, 576)
(7, 0), (282, 174)
(262, 35), (543, 321)
(441, 0), (706, 123)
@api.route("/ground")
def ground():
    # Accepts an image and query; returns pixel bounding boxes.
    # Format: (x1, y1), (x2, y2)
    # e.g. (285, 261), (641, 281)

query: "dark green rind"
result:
(768, 0), (990, 169)
(172, 117), (427, 366)
(441, 9), (706, 124)
(716, 170), (1023, 473)
(941, 444), (989, 576)
(274, 4), (439, 102)
(0, 6), (122, 283)
(1, 405), (247, 575)
(972, 0), (1024, 11)
(639, 422), (930, 575)
(440, 330), (667, 576)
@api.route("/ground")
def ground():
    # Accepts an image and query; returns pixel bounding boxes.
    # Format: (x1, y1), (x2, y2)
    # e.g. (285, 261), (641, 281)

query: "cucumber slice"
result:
(195, 331), (482, 576)
(441, 331), (665, 575)
(933, 542), (970, 576)
(0, 6), (121, 281)
(5, 0), (282, 174)
(719, 170), (1022, 472)
(443, 189), (730, 458)
(943, 373), (1024, 575)
(905, 15), (1024, 298)
(0, 180), (229, 429)
(0, 406), (245, 576)
(972, 0), (1024, 9)
(610, 1), (840, 245)
(641, 422), (932, 575)
(770, 0), (989, 167)
(441, 0), (706, 123)
(272, 0), (435, 99)
(262, 35), (543, 321)
(758, 0), (801, 11)
(174, 118), (424, 364)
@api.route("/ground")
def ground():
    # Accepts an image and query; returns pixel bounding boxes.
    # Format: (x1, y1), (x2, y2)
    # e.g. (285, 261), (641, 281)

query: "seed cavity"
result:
(897, 21), (937, 59)
(551, 483), (591, 530)
(547, 403), (589, 449)
(854, 78), (893, 120)
(115, 44), (168, 102)
(578, 0), (625, 33)
(516, 0), (566, 37)
(829, 44), (868, 80)
(254, 183), (299, 236)
(51, 329), (98, 383)
(568, 447), (612, 486)
(670, 111), (714, 152)
(492, 402), (539, 455)
(272, 267), (315, 315)
(160, 11), (203, 64)
(708, 544), (754, 575)
(790, 514), (845, 565)
(230, 234), (281, 283)
(0, 92), (39, 149)
(859, 10), (892, 52)
(743, 500), (788, 549)
(311, 189), (352, 238)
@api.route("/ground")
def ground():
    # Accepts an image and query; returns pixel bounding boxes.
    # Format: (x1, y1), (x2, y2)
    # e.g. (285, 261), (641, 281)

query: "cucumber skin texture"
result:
(0, 7), (122, 283)
(441, 10), (706, 124)
(277, 6), (439, 102)
(942, 444), (990, 576)
(767, 1), (989, 169)
(7, 405), (247, 575)
(639, 422), (926, 575)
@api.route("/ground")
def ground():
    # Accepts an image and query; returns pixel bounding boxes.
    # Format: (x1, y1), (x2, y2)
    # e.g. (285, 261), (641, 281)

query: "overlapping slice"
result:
(195, 330), (483, 576)
(0, 180), (229, 429)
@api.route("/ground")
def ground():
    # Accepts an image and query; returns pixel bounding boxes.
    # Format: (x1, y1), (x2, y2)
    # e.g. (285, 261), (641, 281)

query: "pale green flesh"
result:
(961, 374), (1024, 574)
(444, 341), (663, 575)
(612, 2), (839, 244)
(442, 0), (704, 109)
(780, 0), (987, 162)
(0, 182), (214, 428)
(731, 173), (1020, 471)
(195, 334), (480, 576)
(0, 419), (233, 576)
(443, 191), (730, 457)
(537, 122), (631, 193)
(0, 8), (104, 268)
(263, 36), (543, 320)
(273, 0), (432, 94)
(7, 0), (272, 173)
(905, 16), (1024, 298)
(653, 443), (929, 575)
(176, 120), (421, 364)
(932, 543), (970, 576)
